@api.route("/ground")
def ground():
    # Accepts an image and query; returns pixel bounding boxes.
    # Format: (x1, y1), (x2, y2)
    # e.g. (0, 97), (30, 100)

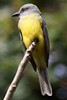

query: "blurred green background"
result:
(0, 0), (67, 100)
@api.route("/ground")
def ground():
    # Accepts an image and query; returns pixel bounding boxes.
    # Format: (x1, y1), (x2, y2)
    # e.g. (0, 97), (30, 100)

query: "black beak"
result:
(12, 11), (20, 17)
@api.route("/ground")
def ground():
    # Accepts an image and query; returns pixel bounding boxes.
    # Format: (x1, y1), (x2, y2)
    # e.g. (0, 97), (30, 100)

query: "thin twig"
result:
(3, 41), (37, 100)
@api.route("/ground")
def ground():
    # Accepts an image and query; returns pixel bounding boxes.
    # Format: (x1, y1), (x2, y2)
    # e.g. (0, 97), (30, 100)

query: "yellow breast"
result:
(18, 13), (47, 69)
(18, 14), (43, 45)
(18, 13), (45, 59)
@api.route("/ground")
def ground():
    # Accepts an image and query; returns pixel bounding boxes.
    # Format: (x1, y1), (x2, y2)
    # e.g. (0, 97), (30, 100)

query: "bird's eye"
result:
(24, 7), (29, 11)
(21, 8), (24, 12)
(20, 7), (29, 13)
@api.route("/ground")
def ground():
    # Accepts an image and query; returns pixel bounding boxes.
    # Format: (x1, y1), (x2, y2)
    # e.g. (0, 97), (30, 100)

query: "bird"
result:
(12, 3), (52, 96)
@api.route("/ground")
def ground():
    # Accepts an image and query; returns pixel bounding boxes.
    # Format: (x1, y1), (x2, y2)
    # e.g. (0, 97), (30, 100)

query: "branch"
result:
(3, 41), (37, 100)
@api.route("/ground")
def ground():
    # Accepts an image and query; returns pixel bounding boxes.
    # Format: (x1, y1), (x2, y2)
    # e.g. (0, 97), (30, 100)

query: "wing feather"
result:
(42, 18), (50, 67)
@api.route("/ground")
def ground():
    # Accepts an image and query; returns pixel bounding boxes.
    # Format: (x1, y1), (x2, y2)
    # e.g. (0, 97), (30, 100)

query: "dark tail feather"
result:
(37, 68), (52, 96)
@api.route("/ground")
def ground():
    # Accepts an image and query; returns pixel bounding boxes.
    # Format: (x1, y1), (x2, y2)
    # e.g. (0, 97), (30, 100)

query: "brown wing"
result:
(42, 18), (50, 67)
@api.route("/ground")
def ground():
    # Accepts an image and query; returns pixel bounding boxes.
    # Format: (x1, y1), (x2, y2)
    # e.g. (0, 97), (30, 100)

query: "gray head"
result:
(12, 3), (41, 17)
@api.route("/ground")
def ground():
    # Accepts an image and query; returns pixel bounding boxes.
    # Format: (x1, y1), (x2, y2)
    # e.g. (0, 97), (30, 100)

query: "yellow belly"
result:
(18, 13), (46, 67)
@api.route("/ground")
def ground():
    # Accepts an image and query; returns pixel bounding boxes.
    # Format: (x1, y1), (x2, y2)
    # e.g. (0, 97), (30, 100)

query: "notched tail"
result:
(37, 68), (52, 96)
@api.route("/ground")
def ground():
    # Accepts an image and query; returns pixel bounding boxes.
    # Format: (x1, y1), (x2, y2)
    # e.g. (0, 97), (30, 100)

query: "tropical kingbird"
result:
(12, 3), (52, 96)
